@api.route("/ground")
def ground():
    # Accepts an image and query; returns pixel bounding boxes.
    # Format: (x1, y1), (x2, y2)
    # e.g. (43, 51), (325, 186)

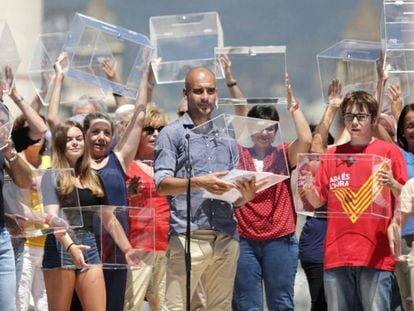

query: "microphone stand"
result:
(185, 133), (192, 311)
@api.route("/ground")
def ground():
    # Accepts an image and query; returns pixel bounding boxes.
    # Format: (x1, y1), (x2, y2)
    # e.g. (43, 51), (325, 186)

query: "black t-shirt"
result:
(12, 126), (40, 153)
(41, 171), (107, 231)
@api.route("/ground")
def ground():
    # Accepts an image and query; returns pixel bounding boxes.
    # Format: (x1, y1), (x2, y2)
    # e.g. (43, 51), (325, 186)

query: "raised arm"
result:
(47, 52), (66, 133)
(221, 54), (248, 116)
(285, 74), (312, 168)
(3, 141), (32, 189)
(311, 79), (342, 152)
(5, 67), (47, 141)
(114, 72), (148, 171)
(372, 60), (394, 143)
(102, 57), (128, 107)
(387, 84), (403, 122)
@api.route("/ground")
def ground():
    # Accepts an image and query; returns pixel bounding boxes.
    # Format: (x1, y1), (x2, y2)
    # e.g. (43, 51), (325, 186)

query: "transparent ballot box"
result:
(216, 102), (296, 142)
(3, 176), (46, 238)
(2, 169), (82, 238)
(59, 205), (155, 269)
(317, 40), (381, 104)
(63, 13), (153, 99)
(0, 20), (20, 93)
(150, 12), (223, 84)
(295, 153), (392, 221)
(36, 169), (83, 231)
(28, 32), (105, 106)
(215, 46), (287, 105)
(383, 1), (414, 99)
(0, 102), (13, 150)
(191, 114), (289, 203)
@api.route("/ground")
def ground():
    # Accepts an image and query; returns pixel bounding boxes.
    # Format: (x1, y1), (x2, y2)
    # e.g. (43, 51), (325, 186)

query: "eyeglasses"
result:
(343, 113), (371, 122)
(143, 126), (164, 135)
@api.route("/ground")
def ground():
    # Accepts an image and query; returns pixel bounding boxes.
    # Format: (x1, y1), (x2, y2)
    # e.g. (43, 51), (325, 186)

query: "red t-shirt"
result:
(235, 143), (296, 240)
(314, 139), (407, 271)
(126, 161), (169, 252)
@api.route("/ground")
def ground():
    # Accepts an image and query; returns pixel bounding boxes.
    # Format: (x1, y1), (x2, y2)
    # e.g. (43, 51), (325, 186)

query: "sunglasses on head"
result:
(143, 126), (164, 135)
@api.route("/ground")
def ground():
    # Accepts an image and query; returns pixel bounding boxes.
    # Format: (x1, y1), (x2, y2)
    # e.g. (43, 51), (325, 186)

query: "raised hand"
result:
(286, 74), (297, 110)
(102, 57), (117, 82)
(327, 79), (342, 108)
(220, 54), (235, 83)
(387, 84), (403, 120)
(53, 52), (68, 76)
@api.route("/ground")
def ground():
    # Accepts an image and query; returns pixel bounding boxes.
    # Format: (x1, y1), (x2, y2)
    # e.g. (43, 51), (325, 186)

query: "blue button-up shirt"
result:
(154, 113), (239, 240)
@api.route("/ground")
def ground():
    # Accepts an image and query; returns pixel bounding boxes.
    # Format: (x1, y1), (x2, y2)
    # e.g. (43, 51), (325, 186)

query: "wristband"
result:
(147, 81), (155, 89)
(123, 245), (132, 254)
(66, 242), (76, 252)
(6, 152), (18, 162)
(289, 101), (300, 112)
(44, 213), (54, 225)
(227, 80), (237, 88)
(15, 96), (24, 104)
(112, 92), (121, 98)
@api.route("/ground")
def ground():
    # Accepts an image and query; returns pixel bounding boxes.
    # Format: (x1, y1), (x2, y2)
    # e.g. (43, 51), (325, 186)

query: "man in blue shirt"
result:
(154, 67), (256, 310)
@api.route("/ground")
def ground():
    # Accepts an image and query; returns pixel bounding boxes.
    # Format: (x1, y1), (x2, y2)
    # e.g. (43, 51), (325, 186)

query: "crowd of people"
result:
(0, 45), (413, 311)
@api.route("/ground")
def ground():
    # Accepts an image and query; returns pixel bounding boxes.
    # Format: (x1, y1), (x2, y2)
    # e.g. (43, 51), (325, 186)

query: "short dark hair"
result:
(340, 91), (378, 119)
(247, 105), (280, 121)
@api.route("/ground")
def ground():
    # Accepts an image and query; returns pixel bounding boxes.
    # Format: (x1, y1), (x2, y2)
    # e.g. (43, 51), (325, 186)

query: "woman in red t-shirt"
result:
(123, 103), (169, 311)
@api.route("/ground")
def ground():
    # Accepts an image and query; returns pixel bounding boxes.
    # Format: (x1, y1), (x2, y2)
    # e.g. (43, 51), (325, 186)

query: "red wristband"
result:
(44, 213), (54, 225)
(123, 246), (132, 254)
(289, 101), (300, 112)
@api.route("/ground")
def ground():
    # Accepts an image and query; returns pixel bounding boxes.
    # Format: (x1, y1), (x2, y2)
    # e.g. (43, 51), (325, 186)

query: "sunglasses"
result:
(143, 126), (164, 135)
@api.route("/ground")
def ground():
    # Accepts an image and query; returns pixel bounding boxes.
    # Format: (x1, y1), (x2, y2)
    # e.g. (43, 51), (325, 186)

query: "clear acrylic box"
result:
(59, 205), (155, 269)
(28, 32), (105, 106)
(150, 12), (223, 84)
(295, 153), (392, 220)
(383, 1), (414, 99)
(0, 102), (13, 150)
(0, 20), (20, 93)
(3, 176), (45, 238)
(215, 102), (296, 142)
(63, 13), (153, 99)
(317, 39), (381, 104)
(36, 169), (84, 231)
(215, 46), (287, 105)
(3, 169), (84, 238)
(191, 114), (289, 203)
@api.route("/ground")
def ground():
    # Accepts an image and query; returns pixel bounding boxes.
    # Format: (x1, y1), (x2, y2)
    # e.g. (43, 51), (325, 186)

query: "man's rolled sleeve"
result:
(154, 127), (179, 188)
(154, 148), (176, 187)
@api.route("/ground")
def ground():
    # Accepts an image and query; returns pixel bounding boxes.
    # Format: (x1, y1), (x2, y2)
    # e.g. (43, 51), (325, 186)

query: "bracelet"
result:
(123, 245), (132, 254)
(66, 242), (76, 252)
(15, 96), (24, 104)
(6, 152), (18, 162)
(112, 92), (121, 98)
(289, 101), (300, 112)
(227, 80), (237, 88)
(147, 81), (155, 89)
(44, 213), (54, 225)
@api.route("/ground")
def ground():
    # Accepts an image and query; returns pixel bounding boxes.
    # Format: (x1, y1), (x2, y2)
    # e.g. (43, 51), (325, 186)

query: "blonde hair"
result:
(144, 102), (169, 127)
(51, 120), (104, 197)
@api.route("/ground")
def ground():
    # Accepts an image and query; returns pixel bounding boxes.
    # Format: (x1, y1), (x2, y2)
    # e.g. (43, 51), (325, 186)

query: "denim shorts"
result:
(42, 229), (100, 270)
